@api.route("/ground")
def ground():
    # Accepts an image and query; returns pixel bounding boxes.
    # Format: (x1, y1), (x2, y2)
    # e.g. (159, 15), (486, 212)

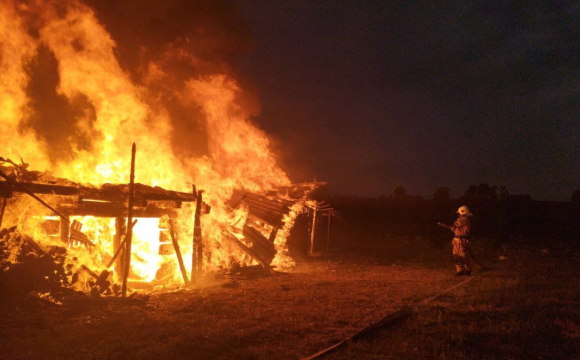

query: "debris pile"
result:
(0, 226), (115, 300)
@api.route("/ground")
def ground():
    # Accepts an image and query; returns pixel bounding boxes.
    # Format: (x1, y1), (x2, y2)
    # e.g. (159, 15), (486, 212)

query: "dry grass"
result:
(3, 238), (576, 360)
(0, 251), (458, 360)
(326, 247), (580, 360)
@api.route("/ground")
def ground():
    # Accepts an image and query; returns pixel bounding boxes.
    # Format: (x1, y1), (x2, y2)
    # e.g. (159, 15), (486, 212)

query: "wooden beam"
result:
(192, 189), (203, 282)
(168, 218), (189, 285)
(59, 216), (69, 245)
(0, 180), (77, 196)
(269, 228), (278, 243)
(108, 219), (137, 269)
(230, 190), (290, 212)
(0, 197), (6, 229)
(58, 202), (179, 218)
(309, 202), (318, 255)
(246, 209), (284, 227)
(122, 143), (136, 298)
(113, 217), (125, 281)
(240, 225), (276, 267)
(0, 171), (70, 223)
(224, 231), (275, 274)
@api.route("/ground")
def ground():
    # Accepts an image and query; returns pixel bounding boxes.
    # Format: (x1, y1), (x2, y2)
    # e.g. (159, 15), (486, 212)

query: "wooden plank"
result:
(231, 190), (289, 212)
(0, 171), (70, 222)
(107, 220), (137, 269)
(122, 143), (136, 298)
(192, 190), (203, 282)
(59, 216), (69, 245)
(242, 225), (276, 264)
(248, 213), (284, 229)
(0, 197), (6, 229)
(0, 179), (196, 204)
(242, 200), (288, 216)
(113, 217), (125, 281)
(0, 180), (78, 196)
(241, 193), (290, 211)
(309, 205), (318, 255)
(224, 231), (275, 274)
(168, 218), (189, 285)
(246, 208), (284, 227)
(57, 202), (179, 218)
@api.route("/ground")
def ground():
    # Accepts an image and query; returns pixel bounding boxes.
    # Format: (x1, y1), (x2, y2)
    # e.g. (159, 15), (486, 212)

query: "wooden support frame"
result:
(224, 231), (276, 275)
(122, 143), (136, 298)
(112, 217), (125, 281)
(0, 197), (6, 229)
(168, 218), (189, 285)
(59, 216), (70, 245)
(192, 189), (203, 283)
(309, 202), (318, 255)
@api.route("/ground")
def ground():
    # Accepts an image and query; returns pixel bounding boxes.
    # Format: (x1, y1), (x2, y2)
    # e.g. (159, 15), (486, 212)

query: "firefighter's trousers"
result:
(452, 237), (472, 273)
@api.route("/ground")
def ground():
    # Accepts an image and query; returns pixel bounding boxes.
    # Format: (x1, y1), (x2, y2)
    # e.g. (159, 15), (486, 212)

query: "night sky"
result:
(40, 1), (580, 201)
(234, 1), (580, 201)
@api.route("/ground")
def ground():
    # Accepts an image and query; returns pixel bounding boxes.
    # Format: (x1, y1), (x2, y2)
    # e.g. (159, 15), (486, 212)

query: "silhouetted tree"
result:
(464, 184), (498, 202)
(432, 187), (450, 203)
(572, 190), (580, 206)
(393, 186), (406, 198)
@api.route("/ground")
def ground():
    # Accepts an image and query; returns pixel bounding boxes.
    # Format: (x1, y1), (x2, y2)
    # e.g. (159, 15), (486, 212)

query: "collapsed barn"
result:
(0, 154), (329, 299)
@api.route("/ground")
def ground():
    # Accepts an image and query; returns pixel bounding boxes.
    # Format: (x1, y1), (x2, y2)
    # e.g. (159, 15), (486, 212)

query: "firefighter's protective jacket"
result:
(453, 215), (472, 238)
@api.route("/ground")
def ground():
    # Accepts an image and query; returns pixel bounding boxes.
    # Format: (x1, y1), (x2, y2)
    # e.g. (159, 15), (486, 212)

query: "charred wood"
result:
(168, 218), (189, 285)
(69, 220), (95, 247)
(0, 197), (6, 229)
(0, 172), (70, 222)
(192, 190), (203, 282)
(122, 143), (136, 298)
(223, 231), (275, 274)
(242, 225), (276, 265)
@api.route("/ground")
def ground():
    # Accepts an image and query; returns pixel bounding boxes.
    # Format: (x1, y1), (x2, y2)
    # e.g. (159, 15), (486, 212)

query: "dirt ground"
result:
(2, 242), (578, 360)
(1, 253), (459, 360)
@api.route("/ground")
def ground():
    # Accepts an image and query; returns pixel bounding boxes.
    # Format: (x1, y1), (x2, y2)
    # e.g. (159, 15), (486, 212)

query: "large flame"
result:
(0, 0), (296, 288)
(0, 0), (49, 168)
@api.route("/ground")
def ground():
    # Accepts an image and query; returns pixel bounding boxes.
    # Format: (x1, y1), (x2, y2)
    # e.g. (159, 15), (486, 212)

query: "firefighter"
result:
(438, 206), (473, 276)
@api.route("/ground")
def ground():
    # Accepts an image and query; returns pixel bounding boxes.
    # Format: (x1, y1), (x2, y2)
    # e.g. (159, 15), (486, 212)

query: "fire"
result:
(0, 0), (300, 291)
(0, 0), (49, 169)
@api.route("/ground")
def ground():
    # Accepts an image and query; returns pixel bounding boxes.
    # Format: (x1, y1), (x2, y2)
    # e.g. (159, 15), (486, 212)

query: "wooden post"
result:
(309, 202), (318, 255)
(192, 190), (203, 282)
(269, 228), (278, 243)
(59, 215), (70, 245)
(0, 197), (6, 229)
(113, 217), (126, 281)
(108, 220), (137, 270)
(168, 218), (189, 285)
(122, 143), (136, 298)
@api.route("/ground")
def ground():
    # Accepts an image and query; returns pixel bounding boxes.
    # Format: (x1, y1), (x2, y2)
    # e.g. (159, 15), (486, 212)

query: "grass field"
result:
(327, 245), (580, 360)
(1, 237), (579, 360)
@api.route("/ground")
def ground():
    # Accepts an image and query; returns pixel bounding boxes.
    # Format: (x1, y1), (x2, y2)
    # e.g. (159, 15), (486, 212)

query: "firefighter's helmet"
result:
(457, 206), (470, 216)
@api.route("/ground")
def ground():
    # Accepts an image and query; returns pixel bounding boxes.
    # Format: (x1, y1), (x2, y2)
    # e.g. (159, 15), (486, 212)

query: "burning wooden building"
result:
(0, 155), (325, 297)
(0, 0), (335, 299)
